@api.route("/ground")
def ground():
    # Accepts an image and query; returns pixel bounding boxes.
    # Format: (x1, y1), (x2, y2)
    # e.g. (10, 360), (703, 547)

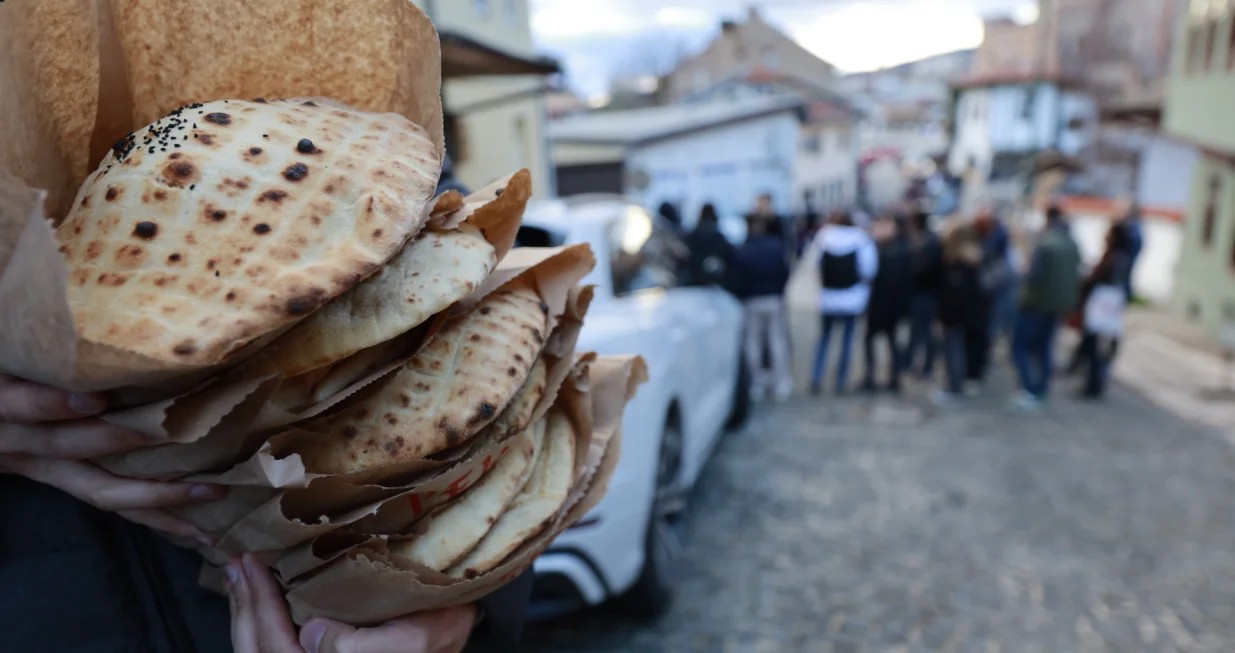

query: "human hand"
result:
(0, 374), (225, 543)
(229, 554), (476, 653)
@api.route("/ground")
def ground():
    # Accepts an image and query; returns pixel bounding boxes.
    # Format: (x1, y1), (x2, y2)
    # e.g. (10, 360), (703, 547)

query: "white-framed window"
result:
(504, 0), (521, 25)
(474, 0), (491, 18)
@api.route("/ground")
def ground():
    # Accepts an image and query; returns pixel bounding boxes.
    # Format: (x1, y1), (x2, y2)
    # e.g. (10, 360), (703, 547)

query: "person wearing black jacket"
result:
(861, 215), (914, 393)
(931, 222), (988, 408)
(731, 217), (793, 402)
(684, 203), (735, 287)
(904, 212), (942, 378)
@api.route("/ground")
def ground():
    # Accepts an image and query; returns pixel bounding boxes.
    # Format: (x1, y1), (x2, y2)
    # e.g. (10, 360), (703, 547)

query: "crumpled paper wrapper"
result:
(0, 0), (445, 451)
(198, 354), (647, 626)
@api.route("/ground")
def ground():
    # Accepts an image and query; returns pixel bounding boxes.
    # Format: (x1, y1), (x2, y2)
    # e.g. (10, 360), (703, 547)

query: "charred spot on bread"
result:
(259, 190), (288, 204)
(173, 342), (198, 357)
(296, 138), (318, 154)
(253, 223), (271, 235)
(204, 112), (231, 126)
(105, 187), (120, 201)
(283, 163), (309, 181)
(132, 221), (159, 239)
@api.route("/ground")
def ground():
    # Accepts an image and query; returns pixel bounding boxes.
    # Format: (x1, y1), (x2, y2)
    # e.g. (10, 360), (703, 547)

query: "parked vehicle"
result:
(519, 195), (747, 619)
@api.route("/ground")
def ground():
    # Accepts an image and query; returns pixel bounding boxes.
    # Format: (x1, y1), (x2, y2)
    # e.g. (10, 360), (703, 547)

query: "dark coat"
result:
(910, 232), (944, 296)
(938, 261), (989, 329)
(730, 234), (790, 300)
(684, 223), (734, 287)
(866, 236), (914, 329)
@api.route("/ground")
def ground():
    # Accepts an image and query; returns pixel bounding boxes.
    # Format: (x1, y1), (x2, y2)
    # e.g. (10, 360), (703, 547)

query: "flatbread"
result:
(56, 98), (439, 366)
(291, 282), (550, 474)
(433, 357), (548, 462)
(447, 409), (577, 578)
(389, 419), (544, 571)
(239, 170), (531, 381)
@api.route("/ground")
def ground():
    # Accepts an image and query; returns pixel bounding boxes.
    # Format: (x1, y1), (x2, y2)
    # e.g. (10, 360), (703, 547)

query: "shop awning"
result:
(440, 31), (561, 78)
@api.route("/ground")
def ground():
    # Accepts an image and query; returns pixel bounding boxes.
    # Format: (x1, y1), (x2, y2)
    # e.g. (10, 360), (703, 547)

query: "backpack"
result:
(820, 250), (860, 290)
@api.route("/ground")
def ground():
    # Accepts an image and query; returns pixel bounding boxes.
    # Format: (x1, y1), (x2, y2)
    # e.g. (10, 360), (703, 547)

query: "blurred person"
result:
(1009, 205), (1082, 412)
(931, 222), (988, 408)
(796, 210), (822, 259)
(966, 211), (1012, 392)
(657, 201), (684, 234)
(1121, 201), (1144, 301)
(904, 211), (943, 379)
(861, 215), (913, 393)
(684, 203), (734, 287)
(436, 153), (469, 196)
(807, 210), (879, 395)
(1073, 223), (1134, 399)
(731, 217), (793, 403)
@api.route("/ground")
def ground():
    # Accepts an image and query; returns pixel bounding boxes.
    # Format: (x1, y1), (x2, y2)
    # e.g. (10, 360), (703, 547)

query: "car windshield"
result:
(514, 225), (566, 248)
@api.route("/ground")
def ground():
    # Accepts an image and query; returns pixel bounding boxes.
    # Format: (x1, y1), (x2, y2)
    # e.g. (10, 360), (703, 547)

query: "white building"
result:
(550, 96), (807, 238)
(947, 73), (1099, 205)
(794, 102), (859, 214)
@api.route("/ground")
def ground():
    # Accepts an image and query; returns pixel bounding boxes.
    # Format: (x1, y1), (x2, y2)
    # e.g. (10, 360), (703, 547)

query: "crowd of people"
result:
(675, 195), (1146, 413)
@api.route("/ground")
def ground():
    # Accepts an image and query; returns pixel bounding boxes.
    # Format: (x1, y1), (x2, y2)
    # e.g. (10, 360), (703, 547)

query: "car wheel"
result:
(726, 357), (751, 429)
(618, 420), (685, 618)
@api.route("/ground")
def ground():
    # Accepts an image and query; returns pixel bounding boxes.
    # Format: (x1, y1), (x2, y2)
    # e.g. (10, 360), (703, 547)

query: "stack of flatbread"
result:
(4, 0), (641, 623)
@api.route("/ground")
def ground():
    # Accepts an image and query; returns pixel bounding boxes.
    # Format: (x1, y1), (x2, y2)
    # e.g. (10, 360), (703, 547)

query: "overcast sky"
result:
(529, 0), (1038, 98)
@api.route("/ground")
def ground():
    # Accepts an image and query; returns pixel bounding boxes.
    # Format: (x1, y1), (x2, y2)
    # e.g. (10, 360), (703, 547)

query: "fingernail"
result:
(196, 535), (215, 548)
(226, 561), (243, 589)
(67, 392), (107, 415)
(189, 484), (222, 500)
(300, 620), (327, 653)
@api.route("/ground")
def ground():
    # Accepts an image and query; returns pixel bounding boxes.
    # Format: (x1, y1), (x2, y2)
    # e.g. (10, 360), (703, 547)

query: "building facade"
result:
(550, 97), (806, 240)
(416, 0), (557, 199)
(1162, 0), (1235, 342)
(947, 74), (1099, 205)
(660, 7), (836, 105)
(794, 104), (859, 214)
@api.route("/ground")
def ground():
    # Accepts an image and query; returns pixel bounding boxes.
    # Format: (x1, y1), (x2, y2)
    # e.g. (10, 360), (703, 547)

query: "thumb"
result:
(299, 618), (356, 653)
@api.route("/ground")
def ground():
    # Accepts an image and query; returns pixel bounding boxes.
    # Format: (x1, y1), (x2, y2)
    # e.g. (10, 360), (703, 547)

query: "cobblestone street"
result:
(500, 358), (1235, 652)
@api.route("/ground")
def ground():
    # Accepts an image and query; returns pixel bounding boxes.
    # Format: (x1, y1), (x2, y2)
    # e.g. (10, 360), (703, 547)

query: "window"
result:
(608, 206), (688, 295)
(801, 135), (821, 154)
(1202, 173), (1220, 248)
(503, 0), (521, 25)
(693, 69), (711, 92)
(474, 0), (491, 18)
(1020, 87), (1035, 121)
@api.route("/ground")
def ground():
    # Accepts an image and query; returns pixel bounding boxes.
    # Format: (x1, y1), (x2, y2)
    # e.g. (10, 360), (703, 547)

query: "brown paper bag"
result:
(272, 355), (646, 626)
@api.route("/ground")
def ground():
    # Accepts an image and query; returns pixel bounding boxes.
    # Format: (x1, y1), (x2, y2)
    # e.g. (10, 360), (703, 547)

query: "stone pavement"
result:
(491, 358), (1235, 652)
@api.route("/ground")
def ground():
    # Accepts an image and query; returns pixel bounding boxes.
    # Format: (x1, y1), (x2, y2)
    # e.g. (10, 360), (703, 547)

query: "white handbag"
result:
(1083, 285), (1126, 336)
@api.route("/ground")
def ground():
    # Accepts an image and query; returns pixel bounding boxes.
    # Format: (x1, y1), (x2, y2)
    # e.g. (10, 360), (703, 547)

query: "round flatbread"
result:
(390, 419), (544, 571)
(57, 98), (439, 366)
(448, 409), (576, 579)
(291, 282), (550, 474)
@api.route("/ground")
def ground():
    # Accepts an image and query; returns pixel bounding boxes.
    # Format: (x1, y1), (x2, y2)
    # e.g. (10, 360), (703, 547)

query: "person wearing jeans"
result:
(807, 211), (879, 395)
(1074, 223), (1133, 398)
(731, 216), (793, 402)
(1010, 206), (1081, 411)
(904, 212), (942, 378)
(931, 221), (988, 408)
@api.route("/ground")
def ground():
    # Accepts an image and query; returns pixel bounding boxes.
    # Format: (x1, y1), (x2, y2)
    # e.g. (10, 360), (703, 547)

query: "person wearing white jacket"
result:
(806, 211), (880, 395)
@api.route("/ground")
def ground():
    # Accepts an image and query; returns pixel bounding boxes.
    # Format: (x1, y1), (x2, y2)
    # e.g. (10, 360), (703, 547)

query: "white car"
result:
(521, 195), (747, 619)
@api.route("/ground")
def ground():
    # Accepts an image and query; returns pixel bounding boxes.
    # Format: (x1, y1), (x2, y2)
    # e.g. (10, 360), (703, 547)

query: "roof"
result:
(950, 70), (1085, 90)
(439, 31), (560, 77)
(549, 96), (807, 145)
